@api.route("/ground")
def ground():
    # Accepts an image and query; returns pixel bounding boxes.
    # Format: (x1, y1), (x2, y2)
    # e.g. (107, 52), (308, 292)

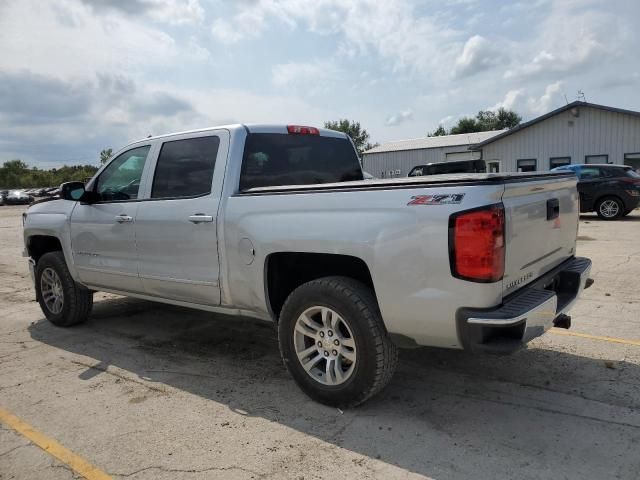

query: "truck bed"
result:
(238, 172), (576, 195)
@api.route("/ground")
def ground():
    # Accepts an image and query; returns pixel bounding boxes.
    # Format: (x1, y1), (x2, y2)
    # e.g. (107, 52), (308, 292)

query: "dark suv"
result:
(408, 159), (486, 176)
(551, 164), (640, 219)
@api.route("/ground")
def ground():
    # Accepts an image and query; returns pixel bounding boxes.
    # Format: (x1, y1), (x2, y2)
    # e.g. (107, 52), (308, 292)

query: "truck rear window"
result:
(239, 133), (363, 191)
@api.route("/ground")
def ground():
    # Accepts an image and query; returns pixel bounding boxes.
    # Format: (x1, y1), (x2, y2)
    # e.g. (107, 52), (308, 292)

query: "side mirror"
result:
(60, 182), (88, 202)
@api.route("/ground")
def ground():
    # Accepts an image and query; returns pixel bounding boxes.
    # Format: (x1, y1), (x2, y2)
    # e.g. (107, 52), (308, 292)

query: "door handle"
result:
(115, 214), (133, 223)
(188, 214), (214, 223)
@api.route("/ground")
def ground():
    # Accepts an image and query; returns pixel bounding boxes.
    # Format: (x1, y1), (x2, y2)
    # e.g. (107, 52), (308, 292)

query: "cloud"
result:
(272, 60), (339, 90)
(0, 71), (92, 124)
(598, 72), (640, 90)
(490, 81), (565, 117)
(503, 4), (622, 80)
(385, 109), (413, 126)
(79, 0), (205, 25)
(209, 1), (460, 77)
(211, 18), (247, 44)
(530, 81), (564, 114)
(132, 92), (193, 116)
(0, 1), (179, 77)
(0, 70), (198, 166)
(455, 35), (505, 78)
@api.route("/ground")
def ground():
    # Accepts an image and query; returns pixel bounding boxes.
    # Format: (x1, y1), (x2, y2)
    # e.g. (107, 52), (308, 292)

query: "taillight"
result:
(287, 125), (320, 135)
(449, 204), (505, 282)
(620, 177), (640, 184)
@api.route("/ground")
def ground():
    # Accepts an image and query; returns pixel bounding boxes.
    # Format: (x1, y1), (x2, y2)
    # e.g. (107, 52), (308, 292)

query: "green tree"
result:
(0, 160), (98, 189)
(323, 119), (378, 155)
(476, 108), (521, 131)
(450, 108), (521, 135)
(100, 148), (113, 165)
(427, 125), (448, 137)
(493, 107), (521, 129)
(450, 117), (482, 134)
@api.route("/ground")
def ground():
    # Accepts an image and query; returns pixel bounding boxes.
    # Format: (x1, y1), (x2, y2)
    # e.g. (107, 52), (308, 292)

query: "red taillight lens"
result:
(620, 177), (640, 184)
(287, 125), (320, 135)
(450, 205), (505, 282)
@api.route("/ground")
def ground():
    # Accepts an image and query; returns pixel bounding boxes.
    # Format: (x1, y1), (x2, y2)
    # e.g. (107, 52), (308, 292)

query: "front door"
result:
(70, 145), (153, 292)
(134, 131), (229, 305)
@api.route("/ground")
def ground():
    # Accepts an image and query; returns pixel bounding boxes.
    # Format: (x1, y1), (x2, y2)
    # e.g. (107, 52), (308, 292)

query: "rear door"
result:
(134, 130), (229, 305)
(501, 175), (580, 296)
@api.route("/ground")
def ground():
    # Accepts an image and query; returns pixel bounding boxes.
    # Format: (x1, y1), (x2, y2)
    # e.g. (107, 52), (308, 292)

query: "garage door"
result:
(445, 151), (482, 161)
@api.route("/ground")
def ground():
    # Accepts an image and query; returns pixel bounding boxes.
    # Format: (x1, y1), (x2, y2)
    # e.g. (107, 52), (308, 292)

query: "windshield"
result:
(240, 133), (362, 191)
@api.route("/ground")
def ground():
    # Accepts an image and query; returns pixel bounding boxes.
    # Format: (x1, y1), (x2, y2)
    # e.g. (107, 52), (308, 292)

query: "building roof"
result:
(474, 101), (640, 148)
(363, 129), (507, 155)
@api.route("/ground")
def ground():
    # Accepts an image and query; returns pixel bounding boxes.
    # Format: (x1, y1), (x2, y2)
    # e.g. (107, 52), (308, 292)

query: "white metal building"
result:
(474, 101), (640, 173)
(363, 101), (640, 176)
(362, 130), (505, 178)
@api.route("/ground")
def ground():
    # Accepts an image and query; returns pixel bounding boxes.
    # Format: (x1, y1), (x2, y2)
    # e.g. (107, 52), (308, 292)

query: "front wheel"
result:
(35, 251), (93, 326)
(278, 276), (398, 408)
(596, 196), (623, 220)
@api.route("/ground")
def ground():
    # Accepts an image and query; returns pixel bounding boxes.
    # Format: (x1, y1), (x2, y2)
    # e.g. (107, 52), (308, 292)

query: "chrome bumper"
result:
(457, 257), (592, 354)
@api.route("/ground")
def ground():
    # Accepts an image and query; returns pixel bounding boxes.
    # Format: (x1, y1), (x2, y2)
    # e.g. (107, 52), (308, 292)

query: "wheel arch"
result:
(26, 235), (64, 263)
(265, 252), (375, 319)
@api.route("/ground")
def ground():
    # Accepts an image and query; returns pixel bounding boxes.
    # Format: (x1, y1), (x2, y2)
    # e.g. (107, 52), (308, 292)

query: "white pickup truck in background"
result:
(22, 124), (592, 407)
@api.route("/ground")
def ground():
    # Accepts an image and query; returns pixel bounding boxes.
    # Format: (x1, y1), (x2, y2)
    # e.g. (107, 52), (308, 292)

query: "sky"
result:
(1, 0), (639, 168)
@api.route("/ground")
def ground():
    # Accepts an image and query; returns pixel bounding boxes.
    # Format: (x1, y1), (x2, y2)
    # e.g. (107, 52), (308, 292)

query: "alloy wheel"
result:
(599, 199), (620, 218)
(41, 267), (64, 314)
(293, 306), (357, 386)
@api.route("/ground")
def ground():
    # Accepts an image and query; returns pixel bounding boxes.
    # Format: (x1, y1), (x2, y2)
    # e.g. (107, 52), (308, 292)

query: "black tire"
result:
(595, 196), (624, 220)
(278, 276), (398, 408)
(35, 251), (93, 327)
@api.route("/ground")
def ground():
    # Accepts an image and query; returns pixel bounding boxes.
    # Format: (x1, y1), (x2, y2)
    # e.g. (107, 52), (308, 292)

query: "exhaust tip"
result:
(553, 314), (571, 329)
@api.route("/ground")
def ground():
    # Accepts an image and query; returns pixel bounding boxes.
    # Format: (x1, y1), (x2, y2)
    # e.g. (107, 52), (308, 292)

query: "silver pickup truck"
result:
(23, 124), (592, 407)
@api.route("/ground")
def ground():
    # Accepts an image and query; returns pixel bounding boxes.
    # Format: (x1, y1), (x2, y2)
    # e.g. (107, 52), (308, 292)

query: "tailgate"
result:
(501, 175), (579, 296)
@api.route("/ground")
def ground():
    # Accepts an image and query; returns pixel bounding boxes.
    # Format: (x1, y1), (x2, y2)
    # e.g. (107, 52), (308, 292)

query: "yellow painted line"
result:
(550, 328), (640, 347)
(0, 407), (112, 480)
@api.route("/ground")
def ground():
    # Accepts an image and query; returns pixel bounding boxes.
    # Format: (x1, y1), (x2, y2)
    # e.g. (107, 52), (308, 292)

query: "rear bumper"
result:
(456, 256), (592, 354)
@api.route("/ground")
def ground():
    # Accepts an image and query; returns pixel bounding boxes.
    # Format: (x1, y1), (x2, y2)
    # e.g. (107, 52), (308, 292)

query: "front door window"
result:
(96, 146), (150, 201)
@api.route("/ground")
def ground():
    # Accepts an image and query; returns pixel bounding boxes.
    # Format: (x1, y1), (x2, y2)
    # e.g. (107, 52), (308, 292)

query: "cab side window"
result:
(96, 146), (150, 202)
(151, 136), (220, 199)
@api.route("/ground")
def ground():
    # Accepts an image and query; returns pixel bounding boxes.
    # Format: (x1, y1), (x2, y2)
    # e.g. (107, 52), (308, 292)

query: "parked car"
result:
(0, 189), (8, 205)
(5, 189), (33, 205)
(408, 159), (486, 176)
(551, 164), (640, 219)
(23, 124), (592, 407)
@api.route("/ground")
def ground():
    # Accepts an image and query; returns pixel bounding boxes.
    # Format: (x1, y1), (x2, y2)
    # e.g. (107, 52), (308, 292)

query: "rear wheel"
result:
(596, 196), (623, 220)
(278, 276), (398, 408)
(35, 251), (93, 326)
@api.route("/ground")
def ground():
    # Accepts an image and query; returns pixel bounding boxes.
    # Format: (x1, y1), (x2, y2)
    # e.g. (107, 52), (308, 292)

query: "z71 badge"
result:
(407, 193), (465, 205)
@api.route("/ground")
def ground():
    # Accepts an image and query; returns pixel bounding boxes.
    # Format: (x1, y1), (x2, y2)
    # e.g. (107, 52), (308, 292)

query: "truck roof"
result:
(128, 124), (348, 148)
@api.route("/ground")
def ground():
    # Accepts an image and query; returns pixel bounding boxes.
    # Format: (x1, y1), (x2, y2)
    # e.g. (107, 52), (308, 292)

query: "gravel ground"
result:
(0, 204), (639, 480)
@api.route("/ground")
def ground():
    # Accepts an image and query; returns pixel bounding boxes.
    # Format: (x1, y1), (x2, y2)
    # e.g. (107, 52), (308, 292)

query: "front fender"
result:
(23, 200), (79, 281)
